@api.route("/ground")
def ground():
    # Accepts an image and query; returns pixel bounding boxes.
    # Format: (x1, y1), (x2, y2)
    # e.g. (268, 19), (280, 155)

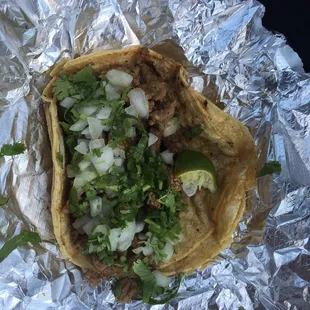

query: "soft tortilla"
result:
(42, 46), (256, 277)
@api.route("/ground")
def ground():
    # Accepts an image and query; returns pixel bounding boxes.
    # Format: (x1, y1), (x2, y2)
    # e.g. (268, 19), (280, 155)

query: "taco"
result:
(42, 46), (256, 303)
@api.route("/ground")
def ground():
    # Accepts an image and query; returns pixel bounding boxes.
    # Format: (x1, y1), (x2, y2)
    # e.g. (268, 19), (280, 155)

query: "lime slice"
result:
(174, 150), (217, 197)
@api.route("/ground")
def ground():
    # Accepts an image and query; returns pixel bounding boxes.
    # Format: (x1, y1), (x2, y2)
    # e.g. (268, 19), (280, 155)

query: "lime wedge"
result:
(174, 150), (217, 197)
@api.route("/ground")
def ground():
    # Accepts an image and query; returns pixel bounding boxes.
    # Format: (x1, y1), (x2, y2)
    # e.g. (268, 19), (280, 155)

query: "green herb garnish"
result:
(259, 161), (281, 177)
(184, 126), (203, 140)
(0, 231), (41, 263)
(0, 195), (8, 206)
(0, 142), (26, 157)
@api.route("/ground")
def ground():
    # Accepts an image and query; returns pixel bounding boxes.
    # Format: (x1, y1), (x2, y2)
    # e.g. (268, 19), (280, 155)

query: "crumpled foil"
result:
(0, 0), (309, 309)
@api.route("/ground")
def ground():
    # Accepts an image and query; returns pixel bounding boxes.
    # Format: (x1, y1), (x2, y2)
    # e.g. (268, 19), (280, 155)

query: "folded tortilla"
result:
(42, 46), (256, 278)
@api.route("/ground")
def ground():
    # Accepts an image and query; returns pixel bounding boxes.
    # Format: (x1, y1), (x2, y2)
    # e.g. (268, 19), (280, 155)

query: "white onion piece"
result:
(74, 141), (88, 155)
(113, 148), (126, 159)
(135, 222), (145, 233)
(97, 106), (112, 119)
(72, 215), (91, 230)
(89, 244), (95, 253)
(73, 168), (97, 188)
(60, 97), (76, 109)
(77, 105), (98, 116)
(126, 127), (136, 138)
(162, 241), (174, 263)
(91, 146), (114, 175)
(92, 224), (108, 235)
(70, 119), (88, 132)
(90, 197), (102, 217)
(102, 125), (111, 132)
(117, 221), (136, 252)
(163, 117), (180, 137)
(160, 150), (174, 165)
(132, 247), (143, 255)
(152, 270), (169, 287)
(106, 69), (133, 87)
(128, 88), (149, 119)
(138, 233), (147, 241)
(143, 246), (153, 256)
(125, 105), (138, 117)
(87, 117), (104, 139)
(89, 139), (105, 151)
(148, 133), (158, 147)
(108, 228), (121, 251)
(115, 158), (124, 167)
(67, 166), (77, 178)
(94, 88), (104, 98)
(181, 182), (198, 197)
(106, 83), (120, 101)
(81, 126), (92, 139)
(78, 159), (91, 171)
(82, 219), (99, 235)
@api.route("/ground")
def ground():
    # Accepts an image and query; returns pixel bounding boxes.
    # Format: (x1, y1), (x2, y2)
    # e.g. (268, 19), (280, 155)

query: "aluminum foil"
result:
(0, 0), (309, 309)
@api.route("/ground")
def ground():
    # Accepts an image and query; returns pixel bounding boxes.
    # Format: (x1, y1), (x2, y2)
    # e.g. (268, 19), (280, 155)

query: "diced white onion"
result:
(60, 97), (76, 109)
(73, 168), (97, 188)
(115, 157), (124, 167)
(160, 150), (174, 165)
(92, 224), (108, 235)
(113, 148), (126, 159)
(90, 197), (102, 217)
(91, 146), (114, 175)
(77, 105), (98, 116)
(143, 246), (153, 256)
(181, 182), (198, 197)
(148, 133), (158, 147)
(74, 141), (88, 155)
(70, 119), (88, 132)
(89, 243), (95, 253)
(89, 139), (105, 151)
(117, 221), (136, 252)
(81, 126), (92, 139)
(87, 117), (104, 139)
(72, 215), (91, 230)
(162, 241), (174, 263)
(94, 88), (104, 98)
(138, 233), (147, 241)
(152, 270), (169, 287)
(132, 247), (143, 255)
(125, 105), (138, 118)
(128, 88), (149, 119)
(78, 159), (91, 171)
(82, 219), (99, 235)
(67, 166), (77, 178)
(97, 107), (112, 120)
(163, 117), (180, 137)
(135, 222), (145, 233)
(106, 69), (133, 87)
(102, 125), (111, 132)
(108, 228), (121, 251)
(106, 83), (121, 101)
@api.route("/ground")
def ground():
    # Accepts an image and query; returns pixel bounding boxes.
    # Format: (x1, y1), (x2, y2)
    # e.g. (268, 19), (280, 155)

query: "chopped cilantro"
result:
(53, 73), (76, 101)
(0, 195), (8, 206)
(70, 65), (96, 84)
(92, 148), (102, 157)
(0, 231), (41, 263)
(0, 142), (26, 157)
(184, 126), (203, 140)
(259, 161), (281, 177)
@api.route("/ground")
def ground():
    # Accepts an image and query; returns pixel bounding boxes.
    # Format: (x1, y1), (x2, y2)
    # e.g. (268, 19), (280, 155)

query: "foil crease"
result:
(0, 0), (309, 309)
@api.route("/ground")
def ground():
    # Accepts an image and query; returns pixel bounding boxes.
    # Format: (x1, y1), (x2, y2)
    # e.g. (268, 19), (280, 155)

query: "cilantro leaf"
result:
(56, 152), (63, 166)
(184, 126), (203, 140)
(53, 73), (76, 101)
(0, 142), (26, 157)
(0, 231), (41, 263)
(259, 161), (281, 177)
(133, 260), (156, 303)
(70, 65), (96, 83)
(0, 195), (8, 206)
(92, 148), (103, 157)
(69, 201), (89, 218)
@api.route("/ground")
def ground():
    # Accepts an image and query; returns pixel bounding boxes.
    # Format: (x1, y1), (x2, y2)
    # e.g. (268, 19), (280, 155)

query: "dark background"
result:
(260, 0), (310, 72)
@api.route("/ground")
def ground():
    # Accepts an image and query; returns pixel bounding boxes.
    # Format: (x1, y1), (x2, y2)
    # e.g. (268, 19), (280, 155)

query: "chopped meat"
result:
(140, 63), (158, 83)
(149, 126), (162, 153)
(140, 81), (167, 101)
(147, 58), (175, 81)
(169, 174), (182, 192)
(149, 100), (177, 129)
(114, 278), (139, 303)
(147, 192), (162, 210)
(163, 134), (183, 154)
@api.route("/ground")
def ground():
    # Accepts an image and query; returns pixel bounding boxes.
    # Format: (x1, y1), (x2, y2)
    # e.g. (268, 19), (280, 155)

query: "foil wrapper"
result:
(0, 0), (309, 309)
